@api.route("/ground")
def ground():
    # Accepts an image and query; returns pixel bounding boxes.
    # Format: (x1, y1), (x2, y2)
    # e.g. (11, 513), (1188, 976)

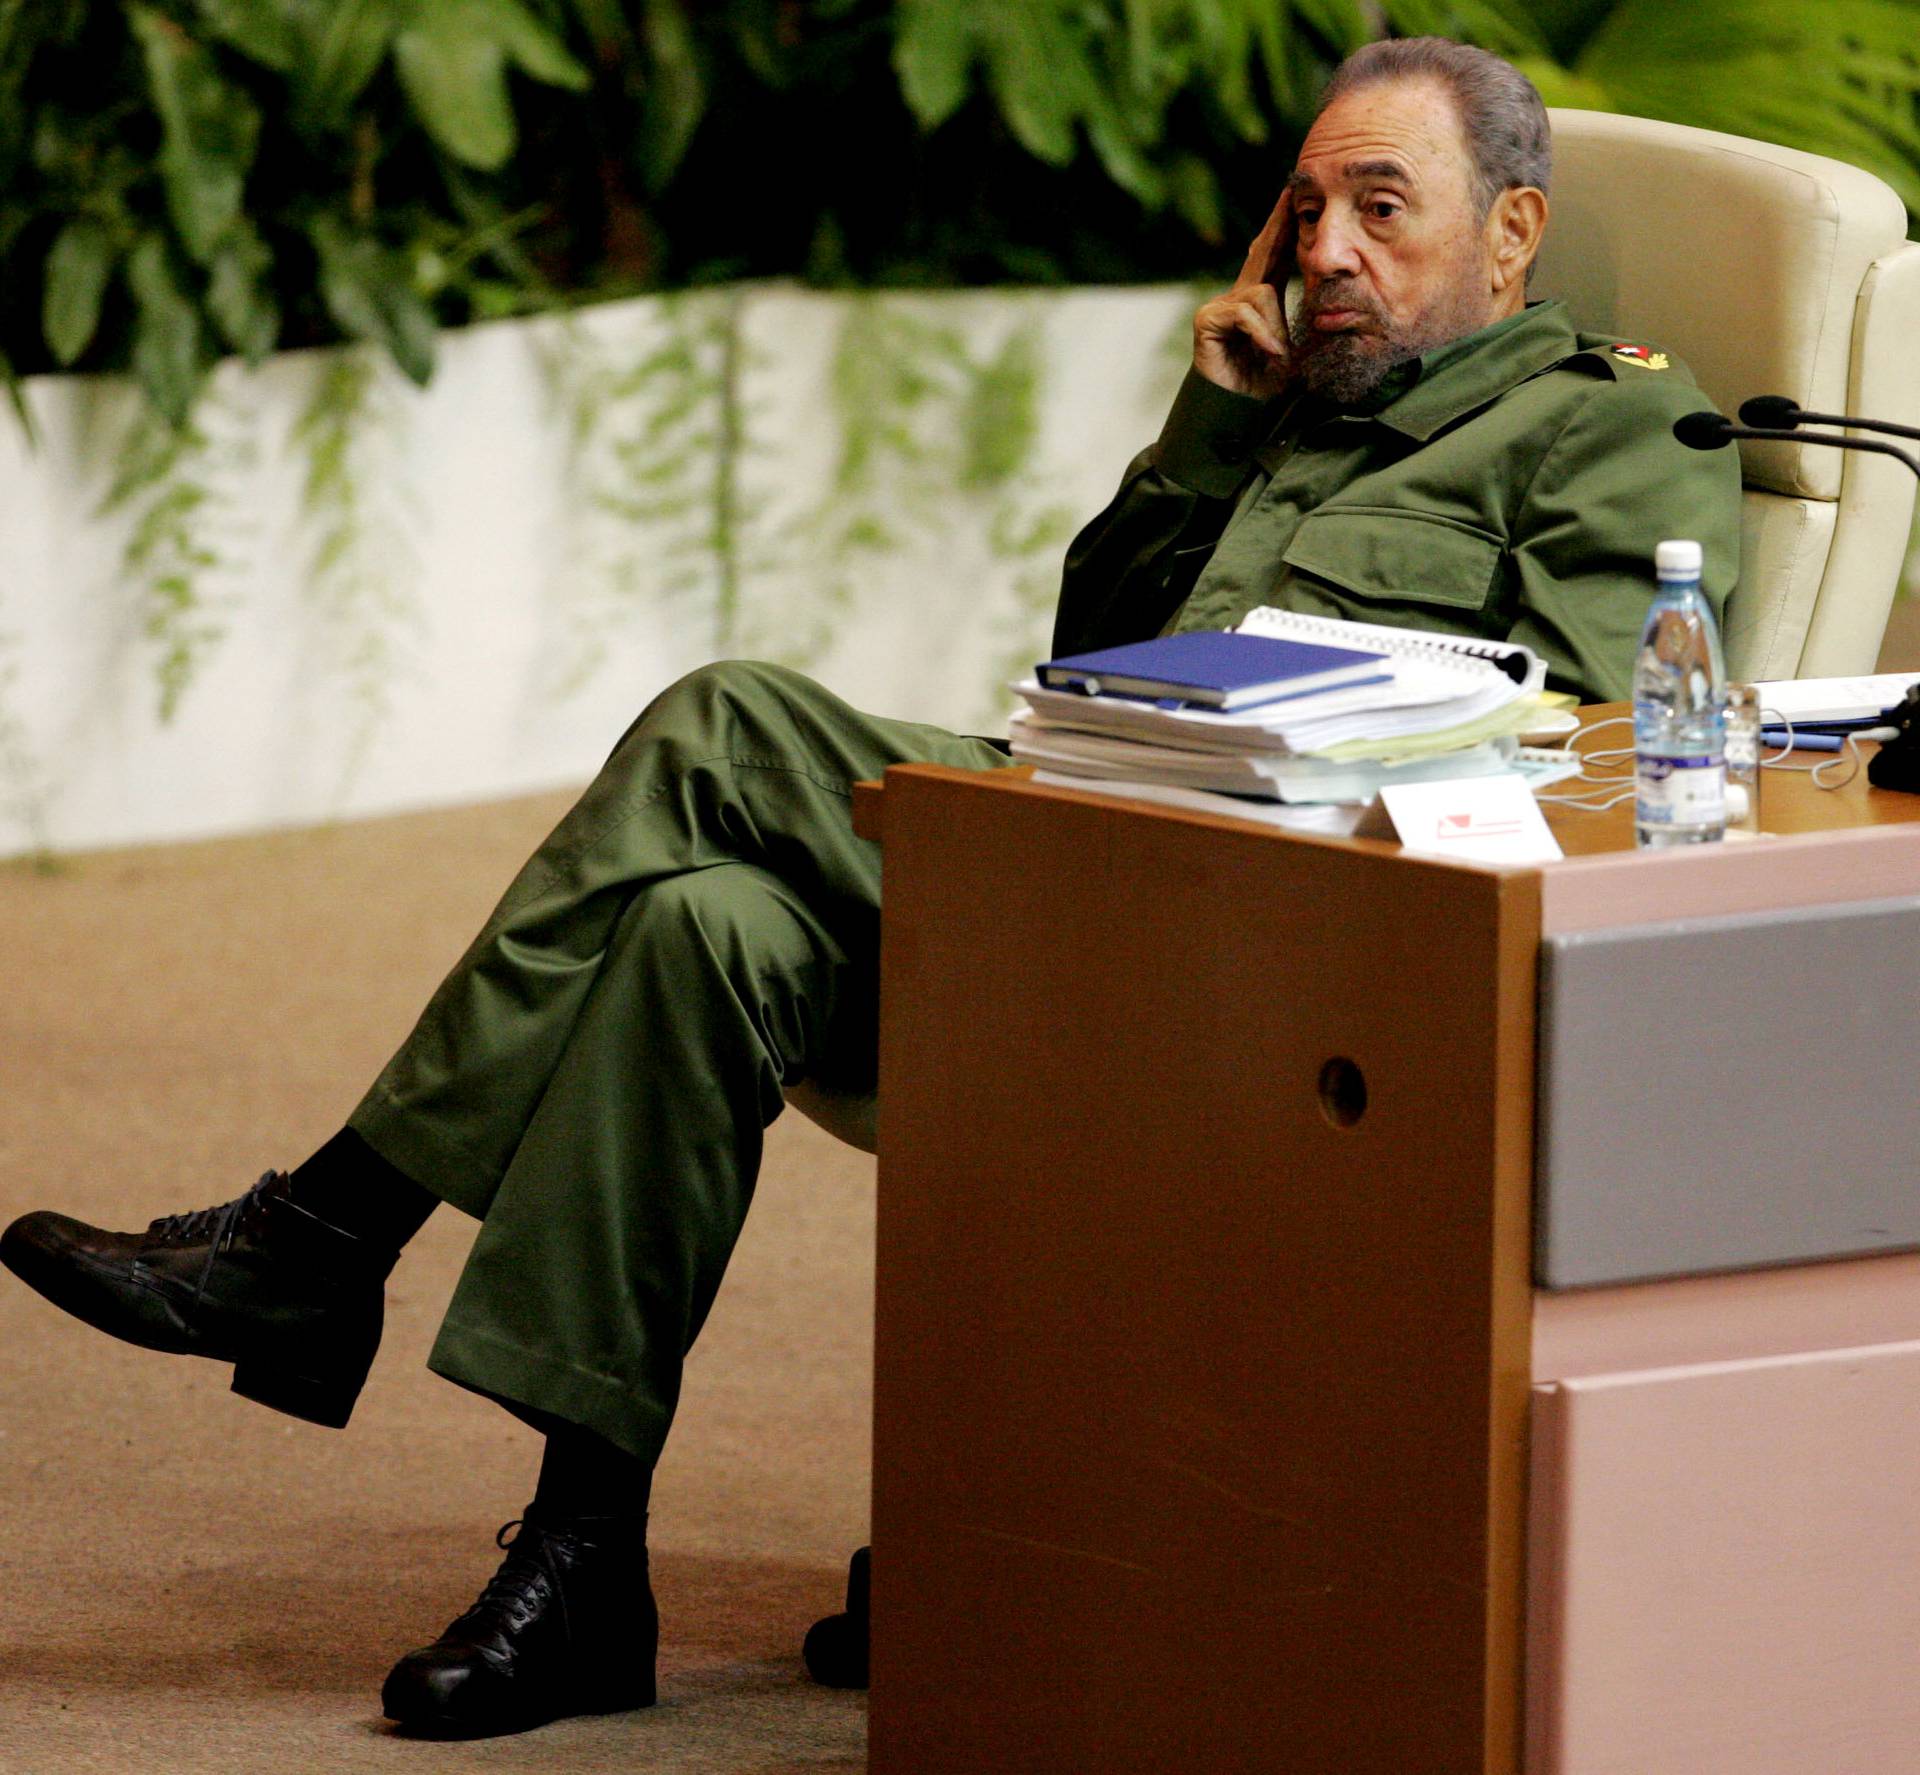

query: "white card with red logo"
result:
(1356, 772), (1562, 864)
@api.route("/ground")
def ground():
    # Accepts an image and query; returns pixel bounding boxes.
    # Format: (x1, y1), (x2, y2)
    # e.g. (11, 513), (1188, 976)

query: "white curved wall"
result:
(0, 284), (1196, 859)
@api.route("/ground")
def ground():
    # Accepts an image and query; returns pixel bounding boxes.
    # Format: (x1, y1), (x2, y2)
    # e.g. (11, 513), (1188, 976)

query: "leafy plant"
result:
(4, 0), (589, 424)
(887, 0), (1541, 246)
(538, 286), (1088, 713)
(98, 392), (253, 721)
(775, 294), (1080, 708)
(5, 0), (1916, 440)
(0, 625), (54, 861)
(291, 348), (423, 797)
(1516, 0), (1920, 211)
(537, 288), (765, 692)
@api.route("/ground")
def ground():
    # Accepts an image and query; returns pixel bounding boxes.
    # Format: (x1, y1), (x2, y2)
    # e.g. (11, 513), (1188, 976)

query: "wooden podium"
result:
(859, 749), (1920, 1775)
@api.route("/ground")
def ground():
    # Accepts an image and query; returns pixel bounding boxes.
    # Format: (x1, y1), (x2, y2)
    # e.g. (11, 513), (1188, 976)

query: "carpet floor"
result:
(0, 793), (875, 1774)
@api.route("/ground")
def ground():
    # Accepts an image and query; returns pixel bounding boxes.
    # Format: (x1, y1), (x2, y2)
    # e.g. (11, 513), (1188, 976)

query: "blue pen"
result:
(1760, 727), (1844, 753)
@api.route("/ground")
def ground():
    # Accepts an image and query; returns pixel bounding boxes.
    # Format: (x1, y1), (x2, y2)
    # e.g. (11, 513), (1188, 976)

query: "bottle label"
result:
(1637, 754), (1726, 826)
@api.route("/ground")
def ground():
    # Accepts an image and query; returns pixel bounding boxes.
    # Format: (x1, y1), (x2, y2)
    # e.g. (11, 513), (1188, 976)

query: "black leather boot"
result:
(0, 1171), (393, 1428)
(801, 1544), (870, 1689)
(381, 1508), (657, 1738)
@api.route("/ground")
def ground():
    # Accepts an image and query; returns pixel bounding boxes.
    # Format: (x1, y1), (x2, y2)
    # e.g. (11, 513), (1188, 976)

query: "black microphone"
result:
(1672, 410), (1744, 450)
(1674, 407), (1920, 795)
(1672, 410), (1920, 480)
(1737, 393), (1920, 446)
(1867, 684), (1920, 795)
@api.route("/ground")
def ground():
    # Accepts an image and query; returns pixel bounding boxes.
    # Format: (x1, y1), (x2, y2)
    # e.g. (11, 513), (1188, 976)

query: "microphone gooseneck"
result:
(1672, 411), (1920, 479)
(1676, 400), (1920, 796)
(1734, 392), (1920, 445)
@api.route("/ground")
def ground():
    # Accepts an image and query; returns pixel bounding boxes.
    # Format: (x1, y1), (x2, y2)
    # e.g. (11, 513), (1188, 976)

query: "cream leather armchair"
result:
(1533, 109), (1920, 681)
(785, 114), (1920, 1156)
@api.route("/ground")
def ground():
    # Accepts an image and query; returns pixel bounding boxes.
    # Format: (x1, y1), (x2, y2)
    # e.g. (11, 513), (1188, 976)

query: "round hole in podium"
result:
(1317, 1057), (1368, 1129)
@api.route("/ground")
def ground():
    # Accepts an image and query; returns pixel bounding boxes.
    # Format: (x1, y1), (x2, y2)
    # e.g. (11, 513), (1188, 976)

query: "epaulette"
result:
(1564, 333), (1694, 381)
(1516, 335), (1696, 391)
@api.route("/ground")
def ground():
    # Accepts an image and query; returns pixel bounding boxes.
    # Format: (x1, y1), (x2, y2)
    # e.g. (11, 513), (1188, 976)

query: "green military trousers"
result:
(347, 660), (1011, 1465)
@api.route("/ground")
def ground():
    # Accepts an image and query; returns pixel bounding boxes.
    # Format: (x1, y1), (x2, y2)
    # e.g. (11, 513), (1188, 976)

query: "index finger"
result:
(1233, 186), (1295, 292)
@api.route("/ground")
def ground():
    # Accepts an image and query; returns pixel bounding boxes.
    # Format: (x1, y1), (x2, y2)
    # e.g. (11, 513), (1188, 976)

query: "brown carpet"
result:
(0, 794), (874, 1773)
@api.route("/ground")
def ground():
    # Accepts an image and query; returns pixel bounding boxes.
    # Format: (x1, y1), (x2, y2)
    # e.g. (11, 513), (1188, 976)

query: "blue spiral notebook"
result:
(1037, 630), (1391, 711)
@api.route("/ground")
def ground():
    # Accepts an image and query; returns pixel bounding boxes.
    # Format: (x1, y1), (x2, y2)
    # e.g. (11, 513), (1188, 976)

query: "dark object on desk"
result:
(1867, 684), (1920, 794)
(1672, 408), (1920, 481)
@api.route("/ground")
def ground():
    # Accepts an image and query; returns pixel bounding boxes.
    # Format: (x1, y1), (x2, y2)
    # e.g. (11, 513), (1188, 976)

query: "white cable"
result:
(1537, 707), (1875, 811)
(1753, 706), (1870, 789)
(1535, 715), (1639, 807)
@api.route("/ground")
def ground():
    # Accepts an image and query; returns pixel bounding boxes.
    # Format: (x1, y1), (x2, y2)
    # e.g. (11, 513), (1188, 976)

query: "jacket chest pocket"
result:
(1281, 507), (1504, 612)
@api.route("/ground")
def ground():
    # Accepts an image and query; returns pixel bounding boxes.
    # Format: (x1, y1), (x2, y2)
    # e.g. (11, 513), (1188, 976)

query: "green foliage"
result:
(822, 298), (979, 544)
(291, 349), (423, 796)
(0, 0), (587, 424)
(0, 625), (54, 861)
(126, 235), (205, 429)
(99, 397), (248, 722)
(43, 218), (115, 367)
(538, 290), (764, 690)
(1516, 1), (1920, 212)
(132, 4), (259, 262)
(538, 287), (1080, 710)
(890, 0), (1539, 231)
(309, 214), (438, 385)
(5, 0), (1917, 437)
(960, 318), (1043, 489)
(394, 0), (588, 171)
(787, 295), (1078, 703)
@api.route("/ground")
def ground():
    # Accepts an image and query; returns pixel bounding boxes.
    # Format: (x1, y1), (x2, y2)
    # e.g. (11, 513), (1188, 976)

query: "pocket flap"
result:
(1282, 507), (1502, 611)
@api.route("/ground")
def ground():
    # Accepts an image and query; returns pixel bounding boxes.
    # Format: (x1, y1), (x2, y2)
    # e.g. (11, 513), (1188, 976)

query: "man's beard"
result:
(1288, 276), (1488, 406)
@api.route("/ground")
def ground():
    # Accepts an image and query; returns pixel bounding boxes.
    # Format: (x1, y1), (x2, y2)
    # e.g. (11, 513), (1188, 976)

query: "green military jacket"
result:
(1053, 300), (1742, 701)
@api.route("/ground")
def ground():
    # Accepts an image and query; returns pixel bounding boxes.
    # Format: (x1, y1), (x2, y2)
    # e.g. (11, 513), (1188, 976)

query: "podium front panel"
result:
(1537, 892), (1920, 1287)
(870, 766), (1540, 1775)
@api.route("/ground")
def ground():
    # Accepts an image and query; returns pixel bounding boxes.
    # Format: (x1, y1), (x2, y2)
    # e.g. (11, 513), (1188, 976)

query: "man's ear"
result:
(1488, 186), (1548, 295)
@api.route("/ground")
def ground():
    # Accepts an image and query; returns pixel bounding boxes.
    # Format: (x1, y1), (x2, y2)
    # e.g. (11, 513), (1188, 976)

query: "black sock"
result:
(531, 1418), (653, 1527)
(287, 1127), (438, 1252)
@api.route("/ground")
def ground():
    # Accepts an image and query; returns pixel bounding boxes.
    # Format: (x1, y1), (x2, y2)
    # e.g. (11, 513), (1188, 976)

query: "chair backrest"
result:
(1531, 109), (1920, 681)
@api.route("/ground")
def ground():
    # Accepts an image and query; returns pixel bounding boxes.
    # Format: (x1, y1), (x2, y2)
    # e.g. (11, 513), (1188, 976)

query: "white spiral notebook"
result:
(1750, 672), (1920, 724)
(1236, 605), (1545, 693)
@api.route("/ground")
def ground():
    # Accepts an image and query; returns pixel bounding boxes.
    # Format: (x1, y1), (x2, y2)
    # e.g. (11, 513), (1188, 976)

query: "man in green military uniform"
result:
(2, 34), (1738, 1744)
(1058, 54), (1738, 694)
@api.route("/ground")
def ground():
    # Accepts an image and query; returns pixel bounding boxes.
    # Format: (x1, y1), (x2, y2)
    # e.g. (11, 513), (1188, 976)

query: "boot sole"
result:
(230, 1357), (363, 1430)
(1, 1221), (369, 1430)
(385, 1679), (657, 1740)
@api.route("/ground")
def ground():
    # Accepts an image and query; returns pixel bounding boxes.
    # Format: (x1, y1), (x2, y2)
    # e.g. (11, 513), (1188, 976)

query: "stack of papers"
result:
(1750, 673), (1920, 725)
(1010, 608), (1554, 805)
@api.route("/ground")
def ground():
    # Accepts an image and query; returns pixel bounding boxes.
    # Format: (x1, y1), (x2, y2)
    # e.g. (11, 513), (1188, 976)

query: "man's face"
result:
(1285, 78), (1500, 403)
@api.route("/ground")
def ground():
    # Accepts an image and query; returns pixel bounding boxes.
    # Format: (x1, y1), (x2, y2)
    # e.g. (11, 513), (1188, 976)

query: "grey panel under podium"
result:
(1537, 894), (1920, 1288)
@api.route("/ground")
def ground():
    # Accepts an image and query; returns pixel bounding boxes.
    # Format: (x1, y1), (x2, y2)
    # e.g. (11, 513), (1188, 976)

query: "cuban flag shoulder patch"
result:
(1609, 343), (1671, 371)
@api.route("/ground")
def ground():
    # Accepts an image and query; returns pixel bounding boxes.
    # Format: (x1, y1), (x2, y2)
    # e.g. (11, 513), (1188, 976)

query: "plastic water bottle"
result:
(1633, 539), (1727, 848)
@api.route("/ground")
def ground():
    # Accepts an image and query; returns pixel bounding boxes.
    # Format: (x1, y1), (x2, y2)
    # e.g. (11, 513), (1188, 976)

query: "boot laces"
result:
(145, 1172), (281, 1314)
(463, 1519), (572, 1641)
(147, 1172), (280, 1248)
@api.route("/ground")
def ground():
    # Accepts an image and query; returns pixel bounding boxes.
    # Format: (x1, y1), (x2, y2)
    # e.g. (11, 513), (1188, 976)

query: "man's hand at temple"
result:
(1191, 189), (1296, 399)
